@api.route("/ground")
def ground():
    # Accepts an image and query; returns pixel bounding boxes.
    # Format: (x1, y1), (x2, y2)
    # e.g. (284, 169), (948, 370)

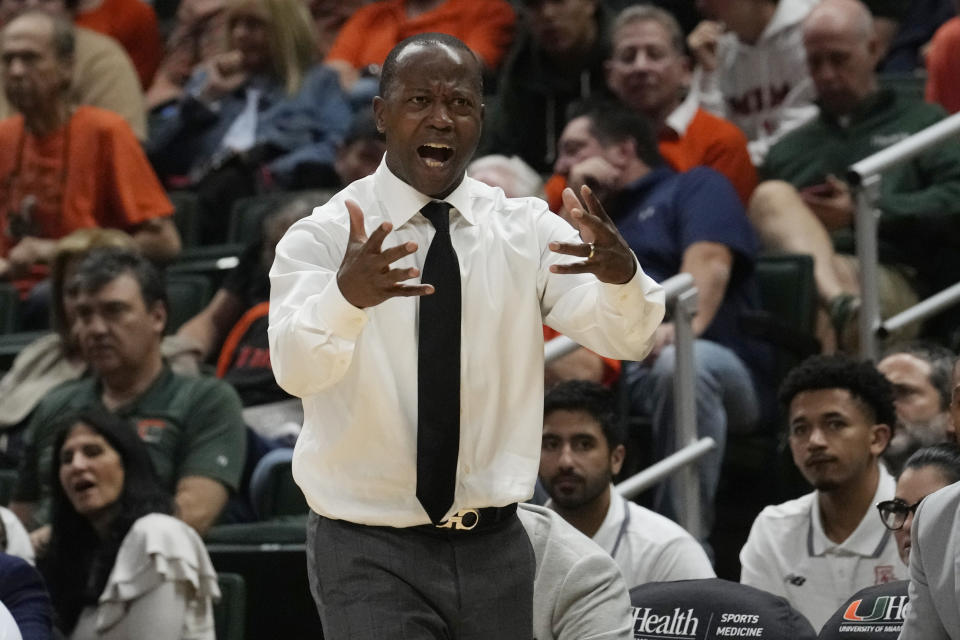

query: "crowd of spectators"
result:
(0, 0), (959, 637)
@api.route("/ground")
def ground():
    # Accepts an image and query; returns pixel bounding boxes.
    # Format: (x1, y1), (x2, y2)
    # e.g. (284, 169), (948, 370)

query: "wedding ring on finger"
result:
(587, 242), (596, 259)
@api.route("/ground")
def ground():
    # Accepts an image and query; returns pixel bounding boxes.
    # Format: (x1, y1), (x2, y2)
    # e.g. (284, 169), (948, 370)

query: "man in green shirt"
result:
(748, 0), (960, 352)
(10, 248), (246, 548)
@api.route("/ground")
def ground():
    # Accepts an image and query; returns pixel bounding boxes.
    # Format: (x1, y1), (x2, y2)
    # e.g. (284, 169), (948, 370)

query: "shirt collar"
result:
(663, 91), (699, 138)
(809, 463), (895, 557)
(373, 156), (478, 228)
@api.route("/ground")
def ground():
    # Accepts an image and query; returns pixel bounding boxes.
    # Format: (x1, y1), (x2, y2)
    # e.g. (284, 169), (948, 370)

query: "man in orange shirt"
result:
(325, 0), (515, 93)
(545, 5), (756, 211)
(0, 12), (178, 293)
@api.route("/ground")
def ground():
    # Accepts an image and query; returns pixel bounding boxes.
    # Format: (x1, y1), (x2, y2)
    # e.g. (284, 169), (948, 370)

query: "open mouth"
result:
(73, 479), (96, 493)
(417, 143), (454, 168)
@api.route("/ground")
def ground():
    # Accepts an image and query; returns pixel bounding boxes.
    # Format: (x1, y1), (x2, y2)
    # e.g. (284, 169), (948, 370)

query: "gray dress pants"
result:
(306, 510), (535, 639)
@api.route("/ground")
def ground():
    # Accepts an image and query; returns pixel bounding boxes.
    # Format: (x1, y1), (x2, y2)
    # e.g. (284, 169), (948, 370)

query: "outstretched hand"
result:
(549, 185), (637, 285)
(336, 200), (433, 308)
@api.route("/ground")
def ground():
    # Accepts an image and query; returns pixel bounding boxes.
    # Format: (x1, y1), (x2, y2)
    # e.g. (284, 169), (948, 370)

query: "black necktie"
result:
(417, 201), (461, 524)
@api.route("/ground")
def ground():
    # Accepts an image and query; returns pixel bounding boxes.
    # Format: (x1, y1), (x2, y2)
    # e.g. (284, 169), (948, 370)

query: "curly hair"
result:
(40, 409), (172, 633)
(544, 380), (625, 449)
(779, 354), (897, 433)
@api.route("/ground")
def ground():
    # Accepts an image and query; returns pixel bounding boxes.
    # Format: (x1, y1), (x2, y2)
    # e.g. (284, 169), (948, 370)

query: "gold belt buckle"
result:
(436, 508), (480, 530)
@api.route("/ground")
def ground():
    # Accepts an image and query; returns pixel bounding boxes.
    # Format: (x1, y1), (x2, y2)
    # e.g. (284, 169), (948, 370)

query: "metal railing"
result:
(847, 111), (960, 359)
(544, 273), (715, 537)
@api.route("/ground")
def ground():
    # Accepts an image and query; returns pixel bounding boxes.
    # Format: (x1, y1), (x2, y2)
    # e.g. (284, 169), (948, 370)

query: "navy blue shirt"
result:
(612, 166), (772, 382)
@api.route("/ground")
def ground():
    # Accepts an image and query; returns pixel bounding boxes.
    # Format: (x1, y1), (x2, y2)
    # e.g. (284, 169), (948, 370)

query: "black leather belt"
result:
(414, 504), (518, 534)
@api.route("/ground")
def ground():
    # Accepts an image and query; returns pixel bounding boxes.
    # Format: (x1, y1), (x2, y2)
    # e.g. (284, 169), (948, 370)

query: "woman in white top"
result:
(39, 409), (219, 639)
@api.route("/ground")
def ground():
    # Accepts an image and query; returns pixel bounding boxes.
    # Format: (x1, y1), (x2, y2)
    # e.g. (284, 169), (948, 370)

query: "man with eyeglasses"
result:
(739, 355), (905, 632)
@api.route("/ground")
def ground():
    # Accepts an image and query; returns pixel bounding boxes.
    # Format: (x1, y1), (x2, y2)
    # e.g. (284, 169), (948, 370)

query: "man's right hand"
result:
(566, 156), (621, 215)
(336, 200), (433, 308)
(200, 51), (248, 102)
(688, 20), (724, 72)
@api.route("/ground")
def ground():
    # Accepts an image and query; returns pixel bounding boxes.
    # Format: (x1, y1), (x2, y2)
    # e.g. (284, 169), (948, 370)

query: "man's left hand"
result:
(548, 185), (637, 284)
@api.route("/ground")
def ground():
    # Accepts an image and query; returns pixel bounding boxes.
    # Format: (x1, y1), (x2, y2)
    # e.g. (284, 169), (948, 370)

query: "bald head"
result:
(802, 0), (879, 116)
(1, 10), (74, 116)
(379, 32), (482, 99)
(803, 0), (875, 41)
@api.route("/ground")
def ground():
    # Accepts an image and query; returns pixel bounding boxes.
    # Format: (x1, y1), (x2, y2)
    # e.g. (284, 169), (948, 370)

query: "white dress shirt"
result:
(268, 159), (665, 526)
(740, 464), (905, 631)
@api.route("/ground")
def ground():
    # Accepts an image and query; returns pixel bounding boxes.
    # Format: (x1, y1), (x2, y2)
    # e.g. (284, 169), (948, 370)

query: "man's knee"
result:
(748, 180), (807, 226)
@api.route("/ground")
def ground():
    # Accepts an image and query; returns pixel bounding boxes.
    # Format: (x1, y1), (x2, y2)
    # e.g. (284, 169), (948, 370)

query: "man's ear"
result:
(870, 422), (893, 455)
(609, 137), (637, 170)
(610, 443), (626, 476)
(149, 300), (167, 334)
(372, 96), (386, 133)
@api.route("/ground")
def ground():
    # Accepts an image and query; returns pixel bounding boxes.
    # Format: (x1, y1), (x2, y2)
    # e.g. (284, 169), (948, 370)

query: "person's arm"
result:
(681, 241), (733, 336)
(177, 289), (245, 361)
(4, 238), (57, 279)
(174, 475), (228, 536)
(176, 379), (246, 534)
(688, 23), (726, 119)
(0, 556), (54, 640)
(131, 217), (181, 264)
(899, 499), (952, 639)
(269, 199), (431, 397)
(552, 550), (633, 640)
(538, 186), (666, 363)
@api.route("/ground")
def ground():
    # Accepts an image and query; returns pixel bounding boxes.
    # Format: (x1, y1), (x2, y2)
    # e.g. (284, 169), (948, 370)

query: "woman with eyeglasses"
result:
(877, 443), (960, 565)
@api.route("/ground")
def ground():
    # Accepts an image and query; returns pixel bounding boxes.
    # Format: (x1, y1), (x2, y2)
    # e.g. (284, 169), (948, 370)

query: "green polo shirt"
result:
(14, 367), (246, 523)
(761, 89), (960, 292)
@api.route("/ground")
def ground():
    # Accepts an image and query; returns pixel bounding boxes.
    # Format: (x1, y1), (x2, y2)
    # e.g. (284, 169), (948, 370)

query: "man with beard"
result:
(268, 33), (665, 638)
(878, 342), (955, 473)
(740, 355), (904, 632)
(539, 380), (714, 589)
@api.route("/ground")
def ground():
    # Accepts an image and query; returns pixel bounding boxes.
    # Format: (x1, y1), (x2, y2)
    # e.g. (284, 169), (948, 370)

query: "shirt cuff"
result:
(303, 277), (369, 340)
(599, 256), (664, 311)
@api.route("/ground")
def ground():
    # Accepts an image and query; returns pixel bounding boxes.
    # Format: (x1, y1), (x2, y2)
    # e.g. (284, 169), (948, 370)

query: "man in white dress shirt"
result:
(539, 380), (715, 589)
(268, 32), (665, 639)
(740, 355), (905, 631)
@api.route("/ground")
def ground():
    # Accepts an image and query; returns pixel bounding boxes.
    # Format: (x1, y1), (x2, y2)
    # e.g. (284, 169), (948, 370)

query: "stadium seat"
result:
(214, 572), (246, 640)
(248, 448), (308, 520)
(818, 580), (909, 639)
(227, 189), (334, 245)
(0, 469), (17, 505)
(206, 528), (318, 639)
(629, 578), (817, 639)
(165, 273), (213, 333)
(0, 283), (19, 334)
(169, 190), (202, 249)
